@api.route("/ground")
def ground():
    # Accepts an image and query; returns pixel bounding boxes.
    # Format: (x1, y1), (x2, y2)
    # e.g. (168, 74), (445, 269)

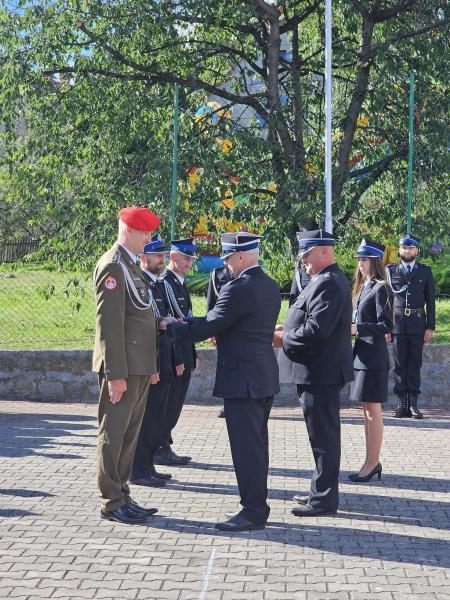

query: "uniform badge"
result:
(104, 276), (117, 290)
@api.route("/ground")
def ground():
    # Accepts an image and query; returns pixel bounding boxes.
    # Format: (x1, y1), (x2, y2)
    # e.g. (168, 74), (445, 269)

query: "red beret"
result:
(118, 206), (161, 232)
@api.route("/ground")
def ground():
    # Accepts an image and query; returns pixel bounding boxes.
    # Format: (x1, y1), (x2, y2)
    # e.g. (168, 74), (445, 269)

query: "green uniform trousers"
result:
(97, 374), (150, 511)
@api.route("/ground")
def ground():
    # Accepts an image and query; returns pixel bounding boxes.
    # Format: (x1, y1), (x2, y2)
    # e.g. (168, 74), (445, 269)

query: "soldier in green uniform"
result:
(93, 206), (162, 525)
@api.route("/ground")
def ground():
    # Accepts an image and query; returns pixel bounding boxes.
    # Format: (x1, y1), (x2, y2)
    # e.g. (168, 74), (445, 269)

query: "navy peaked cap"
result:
(399, 235), (420, 247)
(143, 234), (168, 254)
(220, 232), (262, 259)
(171, 237), (198, 257)
(356, 238), (385, 259)
(296, 229), (336, 256)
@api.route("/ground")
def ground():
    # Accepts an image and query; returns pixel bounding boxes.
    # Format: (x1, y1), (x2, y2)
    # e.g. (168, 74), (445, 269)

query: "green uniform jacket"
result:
(92, 242), (158, 380)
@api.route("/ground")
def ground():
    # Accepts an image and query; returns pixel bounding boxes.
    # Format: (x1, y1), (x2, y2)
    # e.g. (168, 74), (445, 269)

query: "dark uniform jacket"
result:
(92, 243), (158, 380)
(144, 273), (183, 382)
(353, 280), (392, 371)
(161, 268), (197, 370)
(206, 266), (232, 311)
(282, 263), (353, 386)
(386, 262), (435, 334)
(288, 267), (311, 306)
(171, 266), (281, 399)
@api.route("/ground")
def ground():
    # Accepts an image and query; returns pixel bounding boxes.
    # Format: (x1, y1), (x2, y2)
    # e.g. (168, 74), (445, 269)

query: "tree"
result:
(1, 0), (448, 263)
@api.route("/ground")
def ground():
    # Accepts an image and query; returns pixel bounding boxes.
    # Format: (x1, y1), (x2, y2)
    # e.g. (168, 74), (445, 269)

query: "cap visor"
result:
(298, 246), (316, 258)
(174, 250), (198, 258)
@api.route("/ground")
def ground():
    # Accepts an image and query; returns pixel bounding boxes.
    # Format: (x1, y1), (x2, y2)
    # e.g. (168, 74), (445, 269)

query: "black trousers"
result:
(224, 396), (273, 524)
(297, 385), (341, 511)
(132, 380), (172, 478)
(160, 368), (192, 449)
(392, 333), (424, 396)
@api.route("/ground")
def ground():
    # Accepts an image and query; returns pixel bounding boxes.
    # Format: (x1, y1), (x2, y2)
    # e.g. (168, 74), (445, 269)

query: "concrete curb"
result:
(1, 346), (449, 406)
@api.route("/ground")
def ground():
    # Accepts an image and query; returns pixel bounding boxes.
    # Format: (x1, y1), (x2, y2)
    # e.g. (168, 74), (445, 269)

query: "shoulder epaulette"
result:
(316, 271), (332, 280)
(111, 250), (121, 264)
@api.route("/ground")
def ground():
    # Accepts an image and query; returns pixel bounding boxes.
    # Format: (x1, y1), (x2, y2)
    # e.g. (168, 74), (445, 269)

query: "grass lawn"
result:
(1, 267), (449, 349)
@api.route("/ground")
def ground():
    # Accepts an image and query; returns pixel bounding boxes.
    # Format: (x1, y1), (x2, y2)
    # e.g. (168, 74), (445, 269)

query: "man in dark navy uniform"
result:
(169, 232), (281, 532)
(154, 238), (198, 465)
(206, 264), (233, 418)
(130, 235), (185, 487)
(386, 235), (435, 419)
(273, 230), (353, 517)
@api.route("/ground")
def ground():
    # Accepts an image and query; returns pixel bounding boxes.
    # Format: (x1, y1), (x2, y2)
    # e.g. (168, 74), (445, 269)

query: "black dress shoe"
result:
(215, 514), (266, 532)
(154, 448), (191, 466)
(224, 510), (240, 519)
(101, 503), (147, 524)
(128, 500), (158, 516)
(129, 474), (167, 487)
(293, 494), (310, 505)
(409, 394), (423, 419)
(154, 470), (172, 480)
(291, 504), (337, 517)
(410, 406), (423, 419)
(393, 395), (409, 418)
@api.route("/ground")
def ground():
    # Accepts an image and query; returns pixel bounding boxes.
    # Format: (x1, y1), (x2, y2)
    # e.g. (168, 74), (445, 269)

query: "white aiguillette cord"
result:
(117, 259), (156, 313)
(385, 266), (408, 294)
(162, 278), (193, 319)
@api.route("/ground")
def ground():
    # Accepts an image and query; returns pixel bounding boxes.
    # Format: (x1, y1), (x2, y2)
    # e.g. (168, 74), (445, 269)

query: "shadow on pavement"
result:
(162, 480), (450, 531)
(181, 461), (450, 493)
(0, 488), (55, 497)
(136, 514), (450, 568)
(270, 409), (450, 429)
(0, 509), (39, 517)
(342, 416), (450, 429)
(0, 412), (96, 459)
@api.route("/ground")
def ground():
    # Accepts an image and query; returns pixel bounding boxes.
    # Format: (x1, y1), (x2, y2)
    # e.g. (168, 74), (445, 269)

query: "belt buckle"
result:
(404, 308), (411, 316)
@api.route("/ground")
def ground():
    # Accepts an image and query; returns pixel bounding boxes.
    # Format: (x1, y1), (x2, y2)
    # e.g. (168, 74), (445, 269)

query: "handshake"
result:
(158, 316), (185, 331)
(272, 324), (284, 348)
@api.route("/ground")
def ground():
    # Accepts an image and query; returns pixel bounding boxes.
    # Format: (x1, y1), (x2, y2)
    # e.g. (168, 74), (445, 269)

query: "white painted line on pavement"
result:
(199, 547), (216, 600)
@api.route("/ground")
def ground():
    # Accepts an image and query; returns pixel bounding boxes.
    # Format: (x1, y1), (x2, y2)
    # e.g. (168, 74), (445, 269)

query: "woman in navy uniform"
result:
(348, 239), (392, 483)
(386, 235), (435, 419)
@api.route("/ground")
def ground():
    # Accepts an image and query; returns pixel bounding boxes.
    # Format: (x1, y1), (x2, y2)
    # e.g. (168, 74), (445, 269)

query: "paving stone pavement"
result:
(0, 400), (449, 600)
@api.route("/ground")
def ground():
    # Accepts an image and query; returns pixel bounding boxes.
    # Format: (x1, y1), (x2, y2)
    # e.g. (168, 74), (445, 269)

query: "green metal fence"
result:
(0, 265), (213, 350)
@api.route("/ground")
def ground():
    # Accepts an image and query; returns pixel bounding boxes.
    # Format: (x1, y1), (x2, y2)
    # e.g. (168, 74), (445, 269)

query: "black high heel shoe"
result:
(348, 463), (382, 483)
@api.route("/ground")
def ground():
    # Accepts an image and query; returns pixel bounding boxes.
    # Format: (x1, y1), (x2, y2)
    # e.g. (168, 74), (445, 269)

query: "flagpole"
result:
(170, 83), (180, 240)
(324, 0), (333, 233)
(406, 70), (415, 235)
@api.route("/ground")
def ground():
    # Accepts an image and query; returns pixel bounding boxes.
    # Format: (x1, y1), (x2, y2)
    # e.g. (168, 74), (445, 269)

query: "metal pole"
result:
(324, 0), (333, 233)
(170, 83), (180, 240)
(406, 70), (414, 236)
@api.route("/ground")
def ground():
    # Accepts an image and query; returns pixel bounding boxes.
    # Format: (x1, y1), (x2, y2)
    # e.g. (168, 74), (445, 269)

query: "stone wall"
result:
(0, 346), (449, 406)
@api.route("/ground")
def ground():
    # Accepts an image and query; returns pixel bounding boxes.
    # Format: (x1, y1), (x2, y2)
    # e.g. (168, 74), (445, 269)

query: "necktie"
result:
(406, 265), (411, 275)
